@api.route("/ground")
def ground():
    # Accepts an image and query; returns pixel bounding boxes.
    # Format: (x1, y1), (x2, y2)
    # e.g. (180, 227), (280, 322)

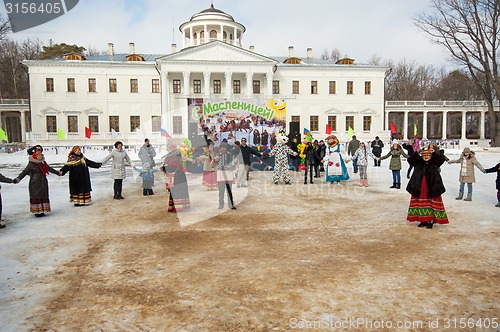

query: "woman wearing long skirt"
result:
(60, 145), (102, 206)
(197, 143), (217, 190)
(406, 147), (449, 229)
(15, 145), (60, 217)
(162, 148), (191, 212)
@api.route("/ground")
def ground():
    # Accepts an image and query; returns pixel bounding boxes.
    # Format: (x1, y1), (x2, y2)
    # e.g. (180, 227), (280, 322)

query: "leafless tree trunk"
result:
(415, 0), (500, 146)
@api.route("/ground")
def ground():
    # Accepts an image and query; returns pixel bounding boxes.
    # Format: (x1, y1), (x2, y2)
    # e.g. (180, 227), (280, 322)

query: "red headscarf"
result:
(32, 151), (49, 175)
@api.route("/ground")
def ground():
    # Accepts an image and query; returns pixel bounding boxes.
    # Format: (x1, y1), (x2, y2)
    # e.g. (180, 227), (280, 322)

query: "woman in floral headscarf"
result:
(60, 146), (102, 206)
(15, 145), (60, 217)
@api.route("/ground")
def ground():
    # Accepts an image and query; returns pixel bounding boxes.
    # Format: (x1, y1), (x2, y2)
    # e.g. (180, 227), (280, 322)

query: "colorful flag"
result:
(326, 124), (332, 135)
(57, 128), (66, 140)
(303, 128), (310, 135)
(160, 128), (172, 138)
(111, 128), (118, 139)
(85, 127), (92, 139)
(347, 126), (354, 139)
(0, 128), (7, 141)
(414, 123), (418, 136)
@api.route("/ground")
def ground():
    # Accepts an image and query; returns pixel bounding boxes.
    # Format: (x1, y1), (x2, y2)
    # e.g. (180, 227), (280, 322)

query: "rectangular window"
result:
(68, 115), (78, 133)
(311, 81), (318, 94)
(46, 115), (56, 133)
(310, 115), (319, 131)
(213, 79), (221, 94)
(173, 116), (182, 135)
(109, 79), (117, 93)
(152, 79), (160, 93)
(365, 81), (371, 94)
(346, 116), (354, 131)
(291, 115), (300, 123)
(109, 116), (119, 132)
(363, 116), (372, 131)
(67, 78), (75, 92)
(272, 80), (280, 94)
(152, 116), (161, 132)
(89, 116), (99, 133)
(130, 79), (138, 93)
(347, 81), (354, 94)
(130, 116), (140, 132)
(329, 81), (336, 94)
(253, 80), (261, 94)
(233, 80), (241, 94)
(46, 78), (54, 92)
(88, 78), (96, 93)
(173, 79), (181, 93)
(193, 79), (202, 94)
(292, 81), (300, 94)
(328, 115), (337, 131)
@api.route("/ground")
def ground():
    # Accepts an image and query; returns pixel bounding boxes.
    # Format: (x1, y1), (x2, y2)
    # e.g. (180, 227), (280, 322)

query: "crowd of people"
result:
(0, 136), (498, 230)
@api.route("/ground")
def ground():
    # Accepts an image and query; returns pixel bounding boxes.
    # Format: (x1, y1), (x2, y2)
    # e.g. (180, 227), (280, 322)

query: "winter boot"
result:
(396, 183), (401, 189)
(495, 202), (500, 207)
(364, 179), (369, 187)
(360, 179), (364, 187)
(464, 193), (472, 201)
(455, 192), (464, 200)
(390, 182), (397, 189)
(143, 189), (148, 196)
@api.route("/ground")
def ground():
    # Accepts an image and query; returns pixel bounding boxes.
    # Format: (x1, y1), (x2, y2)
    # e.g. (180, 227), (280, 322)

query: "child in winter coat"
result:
(215, 143), (237, 210)
(349, 142), (378, 187)
(447, 147), (484, 201)
(134, 162), (159, 196)
(0, 172), (16, 228)
(379, 140), (409, 189)
(483, 162), (500, 207)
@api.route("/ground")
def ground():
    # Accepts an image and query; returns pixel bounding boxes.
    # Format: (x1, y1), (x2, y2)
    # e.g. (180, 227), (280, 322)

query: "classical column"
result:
(203, 71), (211, 98)
(233, 27), (237, 46)
(183, 71), (190, 97)
(461, 111), (467, 139)
(161, 71), (170, 131)
(422, 111), (428, 140)
(403, 111), (408, 140)
(204, 24), (207, 43)
(480, 111), (486, 139)
(20, 110), (26, 142)
(245, 72), (253, 97)
(189, 27), (193, 47)
(266, 71), (273, 97)
(442, 111), (448, 140)
(220, 24), (224, 41)
(224, 72), (232, 97)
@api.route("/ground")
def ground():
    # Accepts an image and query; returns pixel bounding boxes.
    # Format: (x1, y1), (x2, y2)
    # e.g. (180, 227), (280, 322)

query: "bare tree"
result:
(0, 14), (11, 42)
(321, 48), (341, 62)
(415, 0), (500, 146)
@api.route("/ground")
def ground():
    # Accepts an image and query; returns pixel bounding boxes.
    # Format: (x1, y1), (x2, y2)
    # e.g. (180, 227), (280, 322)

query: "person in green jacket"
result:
(380, 140), (409, 189)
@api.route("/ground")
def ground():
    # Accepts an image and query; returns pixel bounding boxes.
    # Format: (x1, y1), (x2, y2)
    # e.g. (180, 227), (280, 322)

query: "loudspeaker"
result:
(288, 122), (301, 142)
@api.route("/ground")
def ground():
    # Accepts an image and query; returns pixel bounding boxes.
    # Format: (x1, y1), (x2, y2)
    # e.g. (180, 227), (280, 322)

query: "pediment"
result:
(361, 108), (376, 114)
(157, 41), (277, 64)
(325, 108), (341, 114)
(38, 107), (59, 116)
(83, 107), (103, 114)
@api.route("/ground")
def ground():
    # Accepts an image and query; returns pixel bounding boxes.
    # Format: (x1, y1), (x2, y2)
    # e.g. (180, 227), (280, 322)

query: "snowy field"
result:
(0, 146), (498, 331)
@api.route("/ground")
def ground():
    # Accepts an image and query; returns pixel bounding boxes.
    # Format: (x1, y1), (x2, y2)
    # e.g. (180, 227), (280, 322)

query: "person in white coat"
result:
(101, 141), (131, 199)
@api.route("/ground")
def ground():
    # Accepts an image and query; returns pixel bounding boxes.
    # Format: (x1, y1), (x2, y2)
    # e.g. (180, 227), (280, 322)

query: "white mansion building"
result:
(1, 5), (494, 147)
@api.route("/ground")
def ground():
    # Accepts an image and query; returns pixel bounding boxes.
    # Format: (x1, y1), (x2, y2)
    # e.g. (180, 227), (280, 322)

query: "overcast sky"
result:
(2, 0), (453, 68)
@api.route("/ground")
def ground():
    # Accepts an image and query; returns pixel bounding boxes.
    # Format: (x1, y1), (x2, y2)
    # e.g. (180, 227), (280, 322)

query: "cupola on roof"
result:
(179, 4), (246, 50)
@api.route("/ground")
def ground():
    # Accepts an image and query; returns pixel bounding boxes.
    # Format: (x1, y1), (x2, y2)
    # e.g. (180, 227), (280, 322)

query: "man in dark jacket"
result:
(347, 135), (360, 173)
(484, 163), (500, 207)
(237, 138), (262, 187)
(370, 136), (384, 167)
(319, 140), (326, 172)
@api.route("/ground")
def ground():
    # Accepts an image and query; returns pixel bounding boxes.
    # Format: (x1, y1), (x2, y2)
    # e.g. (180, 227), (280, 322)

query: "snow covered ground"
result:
(0, 145), (498, 331)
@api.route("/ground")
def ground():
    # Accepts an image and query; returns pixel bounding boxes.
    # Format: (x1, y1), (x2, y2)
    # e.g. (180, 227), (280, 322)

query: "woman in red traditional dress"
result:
(406, 146), (449, 229)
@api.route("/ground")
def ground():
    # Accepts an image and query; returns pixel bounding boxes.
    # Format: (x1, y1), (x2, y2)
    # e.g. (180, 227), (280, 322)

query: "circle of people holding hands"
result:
(1, 134), (499, 231)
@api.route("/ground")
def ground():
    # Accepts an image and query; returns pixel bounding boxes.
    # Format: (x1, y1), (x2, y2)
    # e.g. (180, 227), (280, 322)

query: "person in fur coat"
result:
(483, 162), (500, 207)
(15, 145), (60, 217)
(447, 147), (484, 201)
(101, 141), (131, 200)
(406, 146), (448, 229)
(60, 145), (102, 206)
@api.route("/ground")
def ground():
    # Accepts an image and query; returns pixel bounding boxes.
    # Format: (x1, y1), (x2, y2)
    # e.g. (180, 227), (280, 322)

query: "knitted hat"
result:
(463, 147), (471, 153)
